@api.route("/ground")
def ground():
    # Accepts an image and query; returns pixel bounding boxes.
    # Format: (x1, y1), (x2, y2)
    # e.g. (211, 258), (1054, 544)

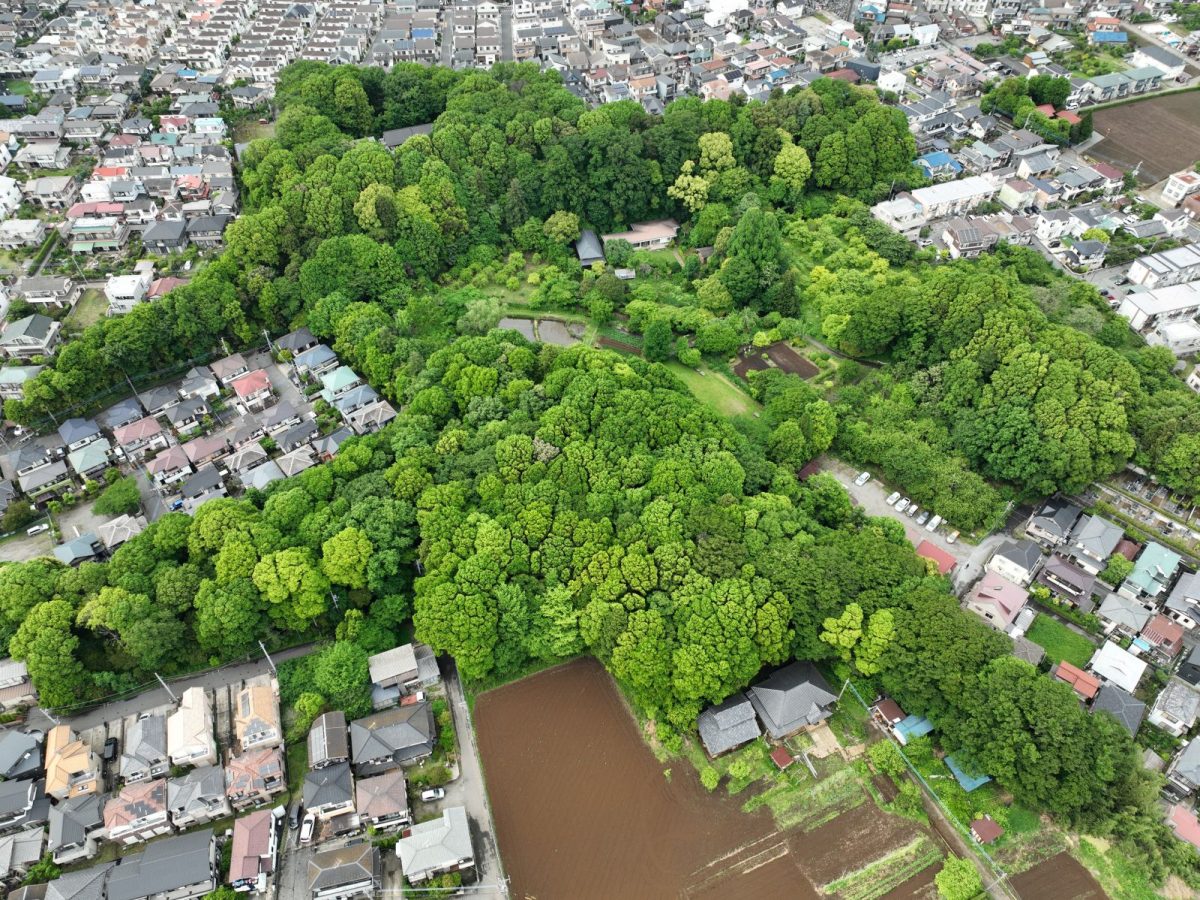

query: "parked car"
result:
(854, 471), (871, 486)
(289, 802), (303, 830)
(906, 505), (919, 518)
(915, 510), (930, 526)
(926, 515), (943, 532)
(102, 737), (118, 762)
(886, 491), (902, 506)
(300, 812), (315, 845)
(420, 788), (445, 802)
(895, 498), (910, 513)
(25, 523), (49, 536)
(946, 531), (960, 544)
(169, 499), (184, 511)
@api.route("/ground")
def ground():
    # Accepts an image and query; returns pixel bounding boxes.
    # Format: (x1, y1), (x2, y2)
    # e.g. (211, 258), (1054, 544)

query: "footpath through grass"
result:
(1025, 613), (1096, 668)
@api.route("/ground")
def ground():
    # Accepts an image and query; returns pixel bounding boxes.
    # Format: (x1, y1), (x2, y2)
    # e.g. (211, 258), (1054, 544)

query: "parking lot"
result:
(820, 458), (1004, 593)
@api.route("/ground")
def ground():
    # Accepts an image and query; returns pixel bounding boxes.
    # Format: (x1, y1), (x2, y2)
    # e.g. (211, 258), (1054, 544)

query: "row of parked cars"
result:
(854, 471), (957, 543)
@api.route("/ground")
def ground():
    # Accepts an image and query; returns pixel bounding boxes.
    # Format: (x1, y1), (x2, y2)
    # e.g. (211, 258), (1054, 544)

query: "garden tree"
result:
(820, 602), (863, 661)
(9, 600), (88, 709)
(542, 211), (582, 245)
(312, 641), (373, 719)
(935, 856), (983, 900)
(642, 318), (674, 362)
(78, 587), (187, 672)
(253, 548), (331, 631)
(456, 295), (504, 335)
(668, 160), (710, 213)
(194, 578), (266, 655)
(855, 608), (895, 675)
(93, 476), (141, 516)
(770, 134), (813, 207)
(1080, 227), (1111, 244)
(0, 558), (61, 651)
(1027, 74), (1071, 110)
(321, 526), (373, 589)
(289, 692), (326, 741)
(1101, 553), (1134, 586)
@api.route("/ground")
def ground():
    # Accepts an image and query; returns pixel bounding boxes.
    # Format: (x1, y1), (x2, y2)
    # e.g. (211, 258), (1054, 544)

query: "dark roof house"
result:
(746, 662), (837, 740)
(349, 705), (436, 775)
(1091, 683), (1146, 736)
(697, 692), (761, 756)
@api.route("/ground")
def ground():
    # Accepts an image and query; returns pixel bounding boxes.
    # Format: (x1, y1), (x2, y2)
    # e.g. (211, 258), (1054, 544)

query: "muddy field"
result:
(497, 317), (535, 339)
(476, 658), (938, 900)
(1091, 92), (1200, 183)
(537, 319), (581, 346)
(1010, 852), (1106, 900)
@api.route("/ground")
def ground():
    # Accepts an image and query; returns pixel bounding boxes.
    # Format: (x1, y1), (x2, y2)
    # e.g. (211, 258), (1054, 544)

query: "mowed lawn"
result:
(1026, 614), (1096, 668)
(65, 289), (107, 330)
(667, 363), (758, 418)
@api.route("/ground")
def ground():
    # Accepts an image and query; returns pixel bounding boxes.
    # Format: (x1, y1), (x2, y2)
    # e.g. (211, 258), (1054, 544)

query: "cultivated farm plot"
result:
(1091, 92), (1200, 183)
(1010, 851), (1107, 900)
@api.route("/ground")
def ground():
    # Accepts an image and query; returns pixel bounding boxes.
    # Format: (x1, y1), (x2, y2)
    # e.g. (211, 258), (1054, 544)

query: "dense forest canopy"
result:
(2, 61), (1199, 887)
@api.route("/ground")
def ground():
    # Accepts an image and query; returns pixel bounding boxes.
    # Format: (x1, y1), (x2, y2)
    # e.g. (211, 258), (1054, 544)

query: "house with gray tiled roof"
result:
(1091, 683), (1145, 737)
(1150, 678), (1200, 738)
(746, 661), (836, 740)
(1065, 515), (1123, 575)
(698, 692), (761, 756)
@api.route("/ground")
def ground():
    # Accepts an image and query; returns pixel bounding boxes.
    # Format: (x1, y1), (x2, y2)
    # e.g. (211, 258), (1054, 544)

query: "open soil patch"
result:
(1010, 852), (1106, 900)
(1091, 92), (1200, 183)
(879, 862), (938, 899)
(766, 341), (820, 378)
(873, 774), (899, 803)
(733, 353), (771, 379)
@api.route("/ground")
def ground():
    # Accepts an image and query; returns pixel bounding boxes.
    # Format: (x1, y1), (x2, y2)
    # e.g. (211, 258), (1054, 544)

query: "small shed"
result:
(769, 746), (793, 770)
(916, 540), (956, 575)
(893, 715), (934, 745)
(575, 230), (604, 267)
(872, 698), (905, 727)
(971, 815), (1004, 844)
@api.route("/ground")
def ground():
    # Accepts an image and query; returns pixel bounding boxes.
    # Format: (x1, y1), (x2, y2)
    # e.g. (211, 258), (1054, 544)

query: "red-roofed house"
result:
(1035, 103), (1056, 116)
(1091, 162), (1125, 194)
(828, 68), (860, 83)
(916, 540), (956, 576)
(966, 572), (1028, 630)
(1056, 109), (1082, 126)
(1053, 661), (1100, 700)
(1169, 804), (1200, 850)
(147, 277), (187, 300)
(1141, 614), (1184, 662)
(230, 369), (273, 414)
(770, 746), (793, 770)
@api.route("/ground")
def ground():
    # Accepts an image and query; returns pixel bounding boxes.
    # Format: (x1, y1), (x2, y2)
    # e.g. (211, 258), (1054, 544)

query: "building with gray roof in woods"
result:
(575, 229), (604, 266)
(697, 692), (761, 756)
(746, 661), (837, 740)
(1091, 683), (1145, 737)
(105, 828), (217, 900)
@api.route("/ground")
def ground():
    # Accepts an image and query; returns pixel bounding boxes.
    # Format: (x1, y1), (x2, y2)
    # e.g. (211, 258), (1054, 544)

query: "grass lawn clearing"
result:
(65, 289), (107, 331)
(233, 120), (275, 143)
(667, 363), (758, 418)
(1026, 613), (1096, 668)
(285, 739), (308, 802)
(1076, 836), (1160, 900)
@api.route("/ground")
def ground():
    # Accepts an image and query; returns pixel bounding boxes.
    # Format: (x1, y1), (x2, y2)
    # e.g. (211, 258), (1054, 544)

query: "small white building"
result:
(105, 268), (153, 316)
(1089, 640), (1149, 694)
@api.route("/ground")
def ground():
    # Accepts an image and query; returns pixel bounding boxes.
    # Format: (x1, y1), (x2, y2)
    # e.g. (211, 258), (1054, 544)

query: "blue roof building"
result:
(917, 151), (963, 180)
(1089, 31), (1127, 43)
(894, 715), (934, 744)
(945, 754), (992, 792)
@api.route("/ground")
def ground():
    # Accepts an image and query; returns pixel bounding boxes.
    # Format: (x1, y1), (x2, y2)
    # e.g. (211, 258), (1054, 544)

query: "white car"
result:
(886, 491), (902, 506)
(25, 523), (49, 536)
(946, 531), (960, 544)
(906, 504), (919, 518)
(421, 788), (445, 802)
(895, 498), (910, 513)
(299, 812), (315, 846)
(926, 515), (943, 532)
(854, 471), (872, 486)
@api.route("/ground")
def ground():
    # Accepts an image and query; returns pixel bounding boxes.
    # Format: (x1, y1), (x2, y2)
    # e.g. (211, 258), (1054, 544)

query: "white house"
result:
(0, 175), (22, 218)
(1089, 640), (1149, 694)
(104, 270), (153, 316)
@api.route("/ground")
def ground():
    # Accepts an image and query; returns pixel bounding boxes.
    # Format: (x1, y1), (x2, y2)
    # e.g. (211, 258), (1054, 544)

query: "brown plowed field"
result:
(1010, 852), (1106, 900)
(1091, 92), (1200, 183)
(475, 658), (940, 900)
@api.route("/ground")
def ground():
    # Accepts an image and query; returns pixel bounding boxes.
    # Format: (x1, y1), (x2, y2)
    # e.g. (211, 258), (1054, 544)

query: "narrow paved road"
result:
(26, 643), (318, 732)
(445, 659), (509, 897)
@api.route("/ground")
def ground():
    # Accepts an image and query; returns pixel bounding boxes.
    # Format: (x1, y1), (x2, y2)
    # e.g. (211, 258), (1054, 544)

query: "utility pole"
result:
(155, 673), (178, 704)
(258, 640), (277, 675)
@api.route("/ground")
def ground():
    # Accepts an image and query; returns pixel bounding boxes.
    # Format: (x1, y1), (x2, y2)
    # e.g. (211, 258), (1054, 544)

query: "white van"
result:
(886, 491), (902, 506)
(926, 515), (943, 532)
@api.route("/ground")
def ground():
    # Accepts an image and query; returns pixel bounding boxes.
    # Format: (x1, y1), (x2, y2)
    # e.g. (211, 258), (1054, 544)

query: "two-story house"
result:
(120, 713), (169, 783)
(0, 314), (61, 360)
(234, 682), (282, 752)
(225, 747), (286, 811)
(168, 765), (230, 828)
(167, 687), (217, 768)
(103, 778), (170, 844)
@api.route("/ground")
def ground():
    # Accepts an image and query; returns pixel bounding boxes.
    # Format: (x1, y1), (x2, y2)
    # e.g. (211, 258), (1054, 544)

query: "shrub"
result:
(700, 765), (720, 791)
(93, 476), (141, 516)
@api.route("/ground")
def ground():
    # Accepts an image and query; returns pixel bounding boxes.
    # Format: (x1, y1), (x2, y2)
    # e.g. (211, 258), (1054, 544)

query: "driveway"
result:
(444, 659), (509, 896)
(819, 458), (1005, 594)
(25, 643), (317, 730)
(57, 499), (110, 543)
(0, 523), (55, 562)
